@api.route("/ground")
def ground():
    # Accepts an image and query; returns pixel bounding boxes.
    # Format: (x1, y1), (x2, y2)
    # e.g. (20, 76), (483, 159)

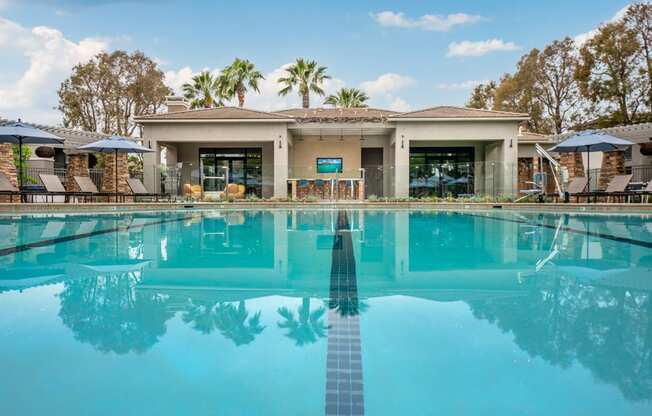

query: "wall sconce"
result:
(401, 135), (405, 149)
(509, 139), (513, 148)
(278, 139), (282, 149)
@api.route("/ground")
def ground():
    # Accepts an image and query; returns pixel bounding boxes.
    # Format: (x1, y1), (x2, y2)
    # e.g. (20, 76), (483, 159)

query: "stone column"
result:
(101, 152), (129, 201)
(0, 144), (18, 202)
(65, 153), (89, 192)
(599, 150), (625, 189)
(559, 152), (584, 179)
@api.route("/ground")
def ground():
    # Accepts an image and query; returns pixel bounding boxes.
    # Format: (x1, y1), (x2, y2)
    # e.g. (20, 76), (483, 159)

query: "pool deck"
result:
(1, 201), (652, 215)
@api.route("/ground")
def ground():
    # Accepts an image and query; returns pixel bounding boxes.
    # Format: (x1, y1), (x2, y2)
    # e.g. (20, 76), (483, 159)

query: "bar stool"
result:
(315, 179), (325, 199)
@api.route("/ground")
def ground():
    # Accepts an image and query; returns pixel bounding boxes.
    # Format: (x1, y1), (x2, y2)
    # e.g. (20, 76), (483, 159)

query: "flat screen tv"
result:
(316, 158), (343, 174)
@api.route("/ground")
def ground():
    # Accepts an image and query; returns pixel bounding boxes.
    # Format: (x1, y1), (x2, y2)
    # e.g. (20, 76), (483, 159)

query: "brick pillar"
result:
(101, 153), (130, 202)
(559, 152), (584, 179)
(599, 151), (625, 189)
(65, 153), (89, 192)
(0, 144), (18, 203)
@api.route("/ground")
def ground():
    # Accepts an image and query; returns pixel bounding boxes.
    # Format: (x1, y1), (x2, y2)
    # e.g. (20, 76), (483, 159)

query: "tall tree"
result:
(278, 58), (330, 108)
(58, 50), (171, 136)
(467, 81), (497, 110)
(494, 50), (550, 133)
(219, 58), (264, 107)
(181, 71), (224, 109)
(535, 38), (582, 133)
(324, 87), (369, 108)
(576, 21), (647, 125)
(625, 3), (652, 106)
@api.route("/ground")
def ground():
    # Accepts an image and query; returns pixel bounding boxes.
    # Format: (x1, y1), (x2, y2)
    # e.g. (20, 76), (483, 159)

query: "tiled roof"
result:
(388, 106), (529, 119)
(549, 122), (652, 143)
(274, 107), (398, 122)
(0, 118), (109, 150)
(135, 106), (294, 121)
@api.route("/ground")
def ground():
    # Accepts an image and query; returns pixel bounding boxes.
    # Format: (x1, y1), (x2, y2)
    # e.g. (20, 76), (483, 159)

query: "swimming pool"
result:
(1, 209), (651, 415)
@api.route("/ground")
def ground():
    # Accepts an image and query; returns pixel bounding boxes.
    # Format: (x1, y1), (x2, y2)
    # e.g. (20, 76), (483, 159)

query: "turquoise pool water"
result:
(1, 209), (651, 415)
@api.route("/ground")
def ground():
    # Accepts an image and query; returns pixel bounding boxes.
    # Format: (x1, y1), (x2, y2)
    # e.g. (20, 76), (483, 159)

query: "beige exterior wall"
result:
(392, 120), (521, 197)
(141, 121), (290, 197)
(290, 136), (362, 178)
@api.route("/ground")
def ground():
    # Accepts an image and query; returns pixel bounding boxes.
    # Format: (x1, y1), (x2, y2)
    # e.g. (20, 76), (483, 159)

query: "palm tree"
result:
(324, 88), (369, 108)
(181, 71), (224, 109)
(277, 297), (328, 346)
(277, 58), (330, 108)
(213, 301), (265, 346)
(219, 58), (264, 107)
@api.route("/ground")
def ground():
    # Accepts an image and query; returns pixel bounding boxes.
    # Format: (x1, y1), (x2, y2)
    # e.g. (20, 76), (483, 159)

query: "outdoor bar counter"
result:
(288, 178), (365, 200)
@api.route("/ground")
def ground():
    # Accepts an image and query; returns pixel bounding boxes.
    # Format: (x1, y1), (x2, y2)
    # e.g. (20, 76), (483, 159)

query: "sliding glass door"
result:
(409, 147), (475, 197)
(200, 148), (262, 196)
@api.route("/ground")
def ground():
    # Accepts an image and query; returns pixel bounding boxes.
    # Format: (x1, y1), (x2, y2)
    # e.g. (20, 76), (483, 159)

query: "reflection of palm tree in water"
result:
(277, 297), (328, 346)
(58, 271), (172, 354)
(182, 300), (265, 346)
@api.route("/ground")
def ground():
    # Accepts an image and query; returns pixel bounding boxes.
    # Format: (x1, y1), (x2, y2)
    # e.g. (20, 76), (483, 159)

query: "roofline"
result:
(135, 118), (296, 123)
(388, 116), (530, 122)
(388, 105), (529, 119)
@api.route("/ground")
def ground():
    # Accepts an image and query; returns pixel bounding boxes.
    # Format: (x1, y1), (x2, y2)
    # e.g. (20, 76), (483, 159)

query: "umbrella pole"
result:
(115, 149), (118, 203)
(18, 138), (23, 189)
(586, 148), (590, 203)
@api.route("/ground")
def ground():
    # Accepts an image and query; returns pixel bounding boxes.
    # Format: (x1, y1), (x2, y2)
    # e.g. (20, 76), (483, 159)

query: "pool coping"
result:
(1, 201), (652, 215)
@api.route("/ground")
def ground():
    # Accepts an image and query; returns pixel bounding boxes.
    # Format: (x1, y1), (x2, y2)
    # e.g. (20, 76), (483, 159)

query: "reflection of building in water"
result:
(1, 210), (652, 400)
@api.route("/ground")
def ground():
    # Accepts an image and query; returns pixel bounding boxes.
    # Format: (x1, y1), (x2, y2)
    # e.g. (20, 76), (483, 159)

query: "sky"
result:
(0, 0), (632, 126)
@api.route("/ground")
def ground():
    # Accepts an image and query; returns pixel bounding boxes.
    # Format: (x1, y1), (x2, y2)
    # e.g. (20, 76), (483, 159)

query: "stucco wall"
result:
(290, 136), (362, 178)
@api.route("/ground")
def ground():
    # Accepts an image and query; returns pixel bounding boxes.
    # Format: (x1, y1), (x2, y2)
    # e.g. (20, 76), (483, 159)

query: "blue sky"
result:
(0, 0), (631, 125)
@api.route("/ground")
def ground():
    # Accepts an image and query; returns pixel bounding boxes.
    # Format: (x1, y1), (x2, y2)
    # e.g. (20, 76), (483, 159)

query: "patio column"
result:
(599, 150), (625, 190)
(142, 140), (159, 194)
(101, 152), (129, 201)
(274, 135), (288, 199)
(394, 134), (410, 198)
(559, 152), (584, 179)
(0, 144), (18, 202)
(65, 153), (89, 192)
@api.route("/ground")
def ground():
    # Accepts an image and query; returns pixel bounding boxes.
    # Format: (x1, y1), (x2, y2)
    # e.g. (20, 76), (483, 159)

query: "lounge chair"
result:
(595, 174), (633, 203)
(639, 180), (652, 203)
(224, 183), (245, 199)
(127, 178), (161, 202)
(74, 176), (122, 202)
(183, 183), (202, 200)
(33, 174), (90, 203)
(565, 176), (589, 202)
(0, 172), (20, 202)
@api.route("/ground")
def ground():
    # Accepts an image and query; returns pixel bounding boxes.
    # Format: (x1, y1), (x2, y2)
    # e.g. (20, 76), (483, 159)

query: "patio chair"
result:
(74, 176), (122, 202)
(224, 183), (245, 199)
(566, 176), (589, 202)
(640, 180), (652, 203)
(0, 172), (20, 202)
(35, 174), (90, 203)
(127, 178), (161, 202)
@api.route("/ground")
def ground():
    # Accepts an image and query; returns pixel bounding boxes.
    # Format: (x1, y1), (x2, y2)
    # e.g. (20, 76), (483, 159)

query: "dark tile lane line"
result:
(0, 215), (192, 258)
(326, 211), (364, 416)
(457, 212), (652, 249)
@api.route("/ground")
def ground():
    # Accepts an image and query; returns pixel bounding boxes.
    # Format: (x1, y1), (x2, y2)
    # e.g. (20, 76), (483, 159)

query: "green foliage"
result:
(12, 145), (36, 184)
(219, 58), (264, 107)
(181, 71), (224, 109)
(58, 50), (171, 136)
(128, 155), (143, 177)
(278, 58), (330, 108)
(324, 87), (369, 108)
(467, 81), (497, 110)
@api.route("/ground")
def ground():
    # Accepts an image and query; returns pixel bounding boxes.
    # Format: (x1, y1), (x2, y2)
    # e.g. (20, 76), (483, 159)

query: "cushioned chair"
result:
(183, 184), (202, 200)
(224, 183), (245, 199)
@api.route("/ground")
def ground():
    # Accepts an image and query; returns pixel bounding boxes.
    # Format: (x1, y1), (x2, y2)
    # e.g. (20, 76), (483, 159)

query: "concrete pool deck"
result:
(1, 201), (652, 215)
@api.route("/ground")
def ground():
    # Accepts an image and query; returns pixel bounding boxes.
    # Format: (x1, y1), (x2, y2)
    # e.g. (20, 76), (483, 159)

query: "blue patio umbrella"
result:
(549, 131), (633, 192)
(78, 136), (153, 199)
(0, 121), (64, 188)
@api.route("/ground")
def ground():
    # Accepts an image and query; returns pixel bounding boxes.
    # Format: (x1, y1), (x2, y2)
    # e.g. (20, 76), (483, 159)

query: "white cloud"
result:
(163, 63), (346, 110)
(371, 11), (484, 32)
(388, 97), (411, 112)
(446, 39), (520, 57)
(360, 73), (415, 96)
(435, 80), (489, 90)
(0, 17), (108, 124)
(574, 5), (630, 45)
